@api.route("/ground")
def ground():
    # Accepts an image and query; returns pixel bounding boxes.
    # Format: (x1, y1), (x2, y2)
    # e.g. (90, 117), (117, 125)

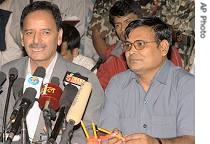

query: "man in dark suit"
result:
(0, 1), (104, 143)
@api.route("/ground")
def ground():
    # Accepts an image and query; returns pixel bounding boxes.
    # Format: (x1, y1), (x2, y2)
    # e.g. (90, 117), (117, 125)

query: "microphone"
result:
(8, 68), (18, 82)
(2, 68), (18, 142)
(12, 77), (25, 100)
(33, 66), (46, 78)
(23, 66), (45, 97)
(91, 56), (105, 72)
(6, 87), (37, 143)
(65, 81), (92, 125)
(23, 66), (45, 141)
(47, 84), (78, 143)
(38, 77), (62, 112)
(38, 77), (62, 137)
(2, 78), (25, 138)
(60, 81), (92, 143)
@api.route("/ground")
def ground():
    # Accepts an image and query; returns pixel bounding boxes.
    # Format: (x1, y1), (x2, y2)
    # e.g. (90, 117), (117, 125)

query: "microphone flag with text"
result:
(23, 66), (45, 97)
(38, 76), (62, 112)
(63, 71), (88, 87)
(60, 81), (92, 143)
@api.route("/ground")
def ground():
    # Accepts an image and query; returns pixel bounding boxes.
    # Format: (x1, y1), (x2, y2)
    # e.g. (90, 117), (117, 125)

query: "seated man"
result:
(99, 16), (195, 144)
(60, 23), (97, 73)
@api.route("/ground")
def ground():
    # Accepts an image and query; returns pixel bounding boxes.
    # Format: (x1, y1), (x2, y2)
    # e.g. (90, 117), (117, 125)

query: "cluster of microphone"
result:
(0, 67), (92, 144)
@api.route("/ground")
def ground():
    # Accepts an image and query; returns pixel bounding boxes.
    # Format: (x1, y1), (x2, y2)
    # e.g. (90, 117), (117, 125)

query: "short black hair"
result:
(109, 0), (142, 27)
(20, 1), (62, 31)
(62, 23), (80, 50)
(125, 16), (173, 46)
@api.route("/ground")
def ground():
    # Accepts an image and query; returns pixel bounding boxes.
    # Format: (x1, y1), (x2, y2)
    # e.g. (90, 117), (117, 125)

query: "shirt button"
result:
(143, 124), (147, 128)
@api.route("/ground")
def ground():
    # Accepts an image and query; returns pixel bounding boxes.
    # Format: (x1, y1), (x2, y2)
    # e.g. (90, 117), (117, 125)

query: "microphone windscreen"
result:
(0, 71), (6, 86)
(33, 66), (46, 78)
(22, 87), (37, 104)
(51, 76), (60, 86)
(12, 78), (25, 100)
(10, 87), (37, 121)
(60, 84), (78, 107)
(66, 82), (92, 125)
(9, 67), (18, 80)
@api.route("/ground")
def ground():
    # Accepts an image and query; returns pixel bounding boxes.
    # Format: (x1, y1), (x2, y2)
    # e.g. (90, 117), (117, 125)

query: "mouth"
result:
(129, 58), (140, 62)
(31, 47), (44, 52)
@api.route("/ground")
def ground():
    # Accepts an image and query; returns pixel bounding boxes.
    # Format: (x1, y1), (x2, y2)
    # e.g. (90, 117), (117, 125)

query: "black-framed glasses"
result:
(123, 40), (158, 51)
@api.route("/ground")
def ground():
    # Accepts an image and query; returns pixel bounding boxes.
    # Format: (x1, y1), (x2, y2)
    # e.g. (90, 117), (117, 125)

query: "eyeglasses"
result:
(123, 40), (158, 51)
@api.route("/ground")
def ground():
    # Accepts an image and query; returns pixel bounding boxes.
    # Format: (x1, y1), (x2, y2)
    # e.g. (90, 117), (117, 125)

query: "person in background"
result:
(93, 0), (142, 90)
(0, 1), (104, 143)
(89, 0), (195, 77)
(60, 23), (97, 73)
(99, 16), (194, 144)
(0, 0), (23, 65)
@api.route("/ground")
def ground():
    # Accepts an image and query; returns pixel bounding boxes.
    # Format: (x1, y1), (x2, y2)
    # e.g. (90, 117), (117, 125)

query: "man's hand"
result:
(122, 133), (159, 144)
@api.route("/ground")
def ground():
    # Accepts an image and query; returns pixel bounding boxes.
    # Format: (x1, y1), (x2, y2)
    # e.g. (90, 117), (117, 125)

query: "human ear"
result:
(57, 28), (63, 46)
(20, 32), (24, 47)
(159, 39), (169, 56)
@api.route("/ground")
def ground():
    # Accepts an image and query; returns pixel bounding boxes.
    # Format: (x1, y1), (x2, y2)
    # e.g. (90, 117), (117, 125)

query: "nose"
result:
(33, 32), (41, 43)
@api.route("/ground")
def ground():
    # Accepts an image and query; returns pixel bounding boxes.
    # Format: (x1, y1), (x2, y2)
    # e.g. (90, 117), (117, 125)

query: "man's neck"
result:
(137, 63), (164, 92)
(29, 54), (56, 74)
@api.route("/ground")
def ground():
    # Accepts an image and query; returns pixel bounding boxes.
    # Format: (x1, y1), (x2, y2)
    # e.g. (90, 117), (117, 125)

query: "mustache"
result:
(29, 43), (46, 49)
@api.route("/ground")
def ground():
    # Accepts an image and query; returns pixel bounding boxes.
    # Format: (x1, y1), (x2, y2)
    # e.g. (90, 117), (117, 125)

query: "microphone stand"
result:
(20, 108), (30, 144)
(43, 108), (53, 139)
(59, 120), (75, 144)
(47, 107), (65, 144)
(43, 104), (56, 139)
(2, 75), (17, 142)
(5, 107), (23, 144)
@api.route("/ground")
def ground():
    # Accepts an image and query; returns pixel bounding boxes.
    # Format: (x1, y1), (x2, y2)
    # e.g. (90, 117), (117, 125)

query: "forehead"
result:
(128, 26), (155, 40)
(113, 13), (139, 24)
(23, 10), (56, 27)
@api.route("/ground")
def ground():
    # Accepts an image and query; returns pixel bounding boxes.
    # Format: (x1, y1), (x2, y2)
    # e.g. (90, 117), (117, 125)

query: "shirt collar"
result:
(129, 59), (172, 85)
(152, 59), (171, 85)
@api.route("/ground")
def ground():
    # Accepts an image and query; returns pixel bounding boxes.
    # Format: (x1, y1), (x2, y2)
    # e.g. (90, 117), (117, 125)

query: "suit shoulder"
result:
(1, 57), (27, 71)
